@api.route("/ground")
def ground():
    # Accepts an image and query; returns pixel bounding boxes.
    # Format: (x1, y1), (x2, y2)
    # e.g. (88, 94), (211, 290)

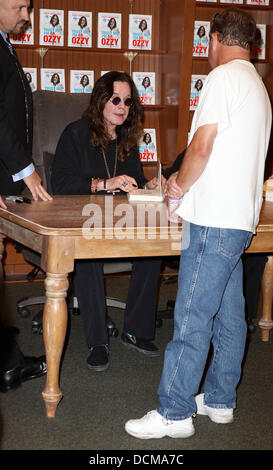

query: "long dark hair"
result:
(82, 71), (144, 161)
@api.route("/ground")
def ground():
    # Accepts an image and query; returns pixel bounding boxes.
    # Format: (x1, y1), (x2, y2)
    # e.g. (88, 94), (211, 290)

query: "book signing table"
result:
(0, 195), (272, 418)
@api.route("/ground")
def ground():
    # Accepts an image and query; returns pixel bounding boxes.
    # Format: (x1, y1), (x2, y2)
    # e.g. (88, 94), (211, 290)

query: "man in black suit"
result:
(0, 0), (51, 391)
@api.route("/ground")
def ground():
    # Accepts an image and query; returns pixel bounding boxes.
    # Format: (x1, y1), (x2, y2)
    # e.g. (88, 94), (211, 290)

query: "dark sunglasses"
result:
(110, 96), (133, 107)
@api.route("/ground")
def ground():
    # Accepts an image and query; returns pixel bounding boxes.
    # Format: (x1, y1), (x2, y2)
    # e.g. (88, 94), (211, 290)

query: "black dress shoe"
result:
(0, 355), (47, 393)
(87, 345), (109, 371)
(121, 332), (160, 356)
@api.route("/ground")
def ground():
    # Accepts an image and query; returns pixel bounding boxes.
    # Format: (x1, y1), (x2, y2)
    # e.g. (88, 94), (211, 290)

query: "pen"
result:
(6, 196), (32, 204)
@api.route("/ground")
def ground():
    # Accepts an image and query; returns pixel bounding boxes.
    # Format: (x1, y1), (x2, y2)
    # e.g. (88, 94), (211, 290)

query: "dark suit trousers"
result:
(73, 258), (162, 347)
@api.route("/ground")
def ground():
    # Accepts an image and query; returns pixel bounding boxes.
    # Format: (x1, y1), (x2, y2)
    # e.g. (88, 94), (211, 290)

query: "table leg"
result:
(259, 255), (273, 342)
(41, 272), (69, 418)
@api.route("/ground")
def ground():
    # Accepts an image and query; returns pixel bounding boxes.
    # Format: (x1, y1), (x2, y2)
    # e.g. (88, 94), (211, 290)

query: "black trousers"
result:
(243, 253), (268, 319)
(74, 258), (162, 348)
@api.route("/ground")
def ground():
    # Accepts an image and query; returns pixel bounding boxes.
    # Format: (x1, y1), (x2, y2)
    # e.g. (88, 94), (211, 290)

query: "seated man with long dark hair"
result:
(51, 71), (161, 372)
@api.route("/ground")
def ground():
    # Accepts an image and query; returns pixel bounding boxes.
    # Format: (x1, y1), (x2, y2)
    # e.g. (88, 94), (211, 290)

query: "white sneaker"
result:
(125, 410), (195, 439)
(195, 393), (234, 424)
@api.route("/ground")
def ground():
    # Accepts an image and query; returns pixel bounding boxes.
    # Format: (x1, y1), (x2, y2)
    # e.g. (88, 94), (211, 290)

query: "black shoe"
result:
(0, 355), (47, 393)
(87, 345), (109, 371)
(121, 332), (160, 356)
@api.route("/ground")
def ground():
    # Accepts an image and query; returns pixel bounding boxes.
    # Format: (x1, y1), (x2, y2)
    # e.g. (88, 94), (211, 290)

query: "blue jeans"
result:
(157, 221), (253, 420)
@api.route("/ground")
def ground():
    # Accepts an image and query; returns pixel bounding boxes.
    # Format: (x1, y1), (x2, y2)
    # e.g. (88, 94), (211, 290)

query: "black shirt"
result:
(51, 119), (146, 195)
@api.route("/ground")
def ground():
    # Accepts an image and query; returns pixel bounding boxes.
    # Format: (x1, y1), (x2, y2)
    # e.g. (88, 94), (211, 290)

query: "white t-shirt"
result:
(177, 60), (272, 233)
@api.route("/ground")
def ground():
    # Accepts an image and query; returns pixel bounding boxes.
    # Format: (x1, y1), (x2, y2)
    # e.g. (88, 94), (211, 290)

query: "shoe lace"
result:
(147, 410), (173, 426)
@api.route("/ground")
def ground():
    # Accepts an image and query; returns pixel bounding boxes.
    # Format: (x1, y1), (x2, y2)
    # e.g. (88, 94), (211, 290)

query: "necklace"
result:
(101, 141), (118, 179)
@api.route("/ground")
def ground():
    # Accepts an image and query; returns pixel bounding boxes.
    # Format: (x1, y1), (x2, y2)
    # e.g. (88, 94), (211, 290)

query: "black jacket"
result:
(0, 35), (33, 195)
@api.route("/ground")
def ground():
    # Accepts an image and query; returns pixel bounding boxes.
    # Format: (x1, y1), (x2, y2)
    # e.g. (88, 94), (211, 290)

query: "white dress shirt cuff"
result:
(12, 163), (35, 182)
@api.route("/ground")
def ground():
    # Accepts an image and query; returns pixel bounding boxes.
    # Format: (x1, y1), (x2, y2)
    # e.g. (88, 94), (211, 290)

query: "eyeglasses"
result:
(110, 96), (133, 107)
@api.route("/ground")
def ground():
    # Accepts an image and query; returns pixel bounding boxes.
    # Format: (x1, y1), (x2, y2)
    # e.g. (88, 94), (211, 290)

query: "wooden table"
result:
(0, 195), (272, 418)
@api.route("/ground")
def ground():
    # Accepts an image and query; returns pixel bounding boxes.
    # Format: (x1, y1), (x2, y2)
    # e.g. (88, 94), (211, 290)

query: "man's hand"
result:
(0, 195), (7, 209)
(24, 171), (52, 201)
(167, 172), (184, 200)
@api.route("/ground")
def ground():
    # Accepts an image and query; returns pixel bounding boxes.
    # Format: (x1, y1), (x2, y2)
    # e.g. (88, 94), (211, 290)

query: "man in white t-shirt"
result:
(125, 8), (272, 439)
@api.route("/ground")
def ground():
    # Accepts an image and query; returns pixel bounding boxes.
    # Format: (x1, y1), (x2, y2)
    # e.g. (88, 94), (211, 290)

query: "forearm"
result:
(176, 124), (217, 195)
(176, 146), (210, 195)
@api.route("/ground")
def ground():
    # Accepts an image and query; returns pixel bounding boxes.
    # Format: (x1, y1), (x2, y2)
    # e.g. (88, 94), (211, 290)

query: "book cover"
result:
(193, 21), (210, 57)
(246, 0), (269, 4)
(220, 0), (243, 3)
(97, 13), (122, 49)
(139, 129), (157, 162)
(10, 9), (34, 45)
(133, 72), (155, 105)
(39, 9), (64, 46)
(251, 24), (266, 60)
(190, 75), (207, 111)
(23, 67), (37, 93)
(128, 14), (152, 50)
(70, 70), (94, 93)
(68, 11), (92, 48)
(41, 68), (65, 92)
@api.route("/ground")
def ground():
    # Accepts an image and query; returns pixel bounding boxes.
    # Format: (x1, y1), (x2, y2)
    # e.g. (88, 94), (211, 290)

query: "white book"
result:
(128, 163), (164, 202)
(133, 72), (155, 105)
(10, 10), (34, 45)
(41, 68), (65, 92)
(128, 14), (152, 50)
(39, 9), (64, 46)
(139, 129), (157, 162)
(68, 11), (92, 48)
(193, 21), (210, 57)
(70, 70), (94, 93)
(190, 75), (207, 111)
(97, 13), (122, 49)
(23, 67), (37, 93)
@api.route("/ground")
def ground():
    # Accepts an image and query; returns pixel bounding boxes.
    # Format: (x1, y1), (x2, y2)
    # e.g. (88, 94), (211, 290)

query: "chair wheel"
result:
(32, 324), (43, 335)
(109, 327), (119, 337)
(17, 306), (30, 318)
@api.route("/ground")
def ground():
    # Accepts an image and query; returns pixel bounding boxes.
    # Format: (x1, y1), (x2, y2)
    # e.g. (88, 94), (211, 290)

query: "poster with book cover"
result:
(251, 24), (266, 60)
(68, 11), (92, 48)
(41, 68), (65, 92)
(219, 0), (243, 4)
(190, 75), (207, 111)
(128, 14), (152, 51)
(97, 13), (122, 49)
(10, 10), (34, 45)
(70, 70), (94, 93)
(39, 9), (64, 46)
(246, 0), (269, 5)
(138, 129), (157, 162)
(133, 72), (155, 105)
(23, 68), (37, 93)
(193, 21), (210, 57)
